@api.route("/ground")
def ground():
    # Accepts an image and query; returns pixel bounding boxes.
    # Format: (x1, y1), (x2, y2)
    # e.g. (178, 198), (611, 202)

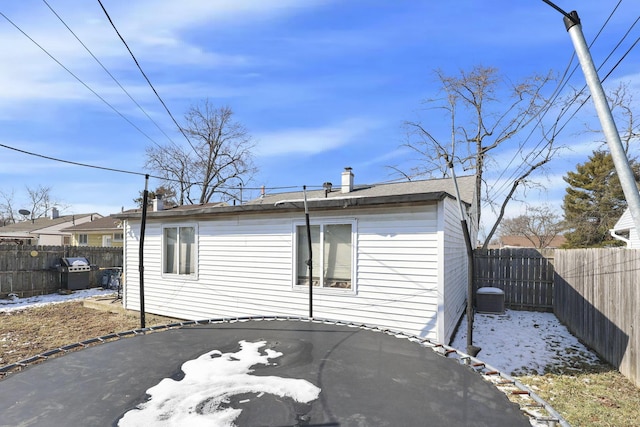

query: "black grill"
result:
(58, 257), (91, 290)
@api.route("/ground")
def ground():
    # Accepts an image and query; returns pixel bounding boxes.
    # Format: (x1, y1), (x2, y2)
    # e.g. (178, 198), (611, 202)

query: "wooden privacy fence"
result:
(0, 245), (123, 298)
(554, 248), (640, 387)
(473, 248), (555, 311)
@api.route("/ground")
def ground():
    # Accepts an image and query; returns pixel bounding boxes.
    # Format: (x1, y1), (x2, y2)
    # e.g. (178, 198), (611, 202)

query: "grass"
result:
(518, 364), (640, 427)
(1, 300), (640, 426)
(0, 300), (176, 367)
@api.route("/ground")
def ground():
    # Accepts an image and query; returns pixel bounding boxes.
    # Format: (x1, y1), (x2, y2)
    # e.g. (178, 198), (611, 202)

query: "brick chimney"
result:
(341, 167), (354, 193)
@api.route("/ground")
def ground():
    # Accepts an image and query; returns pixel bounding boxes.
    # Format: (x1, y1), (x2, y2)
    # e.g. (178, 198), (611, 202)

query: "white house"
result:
(116, 171), (477, 344)
(610, 208), (640, 248)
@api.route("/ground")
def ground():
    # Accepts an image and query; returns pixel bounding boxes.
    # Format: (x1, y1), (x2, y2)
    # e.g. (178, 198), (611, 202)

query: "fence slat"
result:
(554, 248), (640, 388)
(0, 245), (123, 298)
(473, 248), (554, 311)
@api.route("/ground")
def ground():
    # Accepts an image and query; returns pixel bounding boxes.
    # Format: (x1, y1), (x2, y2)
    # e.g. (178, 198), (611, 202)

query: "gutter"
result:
(114, 192), (463, 221)
(609, 229), (630, 246)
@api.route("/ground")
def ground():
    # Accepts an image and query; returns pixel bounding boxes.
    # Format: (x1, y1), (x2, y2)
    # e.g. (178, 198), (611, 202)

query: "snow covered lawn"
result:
(451, 309), (602, 376)
(0, 288), (116, 313)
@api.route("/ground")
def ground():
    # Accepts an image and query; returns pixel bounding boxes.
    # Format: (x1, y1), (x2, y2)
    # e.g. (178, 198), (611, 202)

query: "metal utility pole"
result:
(563, 10), (640, 237)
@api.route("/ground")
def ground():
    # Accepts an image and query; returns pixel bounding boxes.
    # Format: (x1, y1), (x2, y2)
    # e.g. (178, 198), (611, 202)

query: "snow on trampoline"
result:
(118, 340), (321, 427)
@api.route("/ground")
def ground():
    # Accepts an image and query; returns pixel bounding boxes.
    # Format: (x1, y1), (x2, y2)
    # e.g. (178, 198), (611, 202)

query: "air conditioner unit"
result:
(476, 287), (505, 314)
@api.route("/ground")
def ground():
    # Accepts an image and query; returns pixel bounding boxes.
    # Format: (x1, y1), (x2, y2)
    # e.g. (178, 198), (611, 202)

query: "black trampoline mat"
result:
(0, 320), (531, 426)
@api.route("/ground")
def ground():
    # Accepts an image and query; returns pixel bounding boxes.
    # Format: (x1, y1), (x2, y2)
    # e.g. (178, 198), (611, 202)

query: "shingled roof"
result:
(115, 175), (476, 220)
(61, 215), (122, 232)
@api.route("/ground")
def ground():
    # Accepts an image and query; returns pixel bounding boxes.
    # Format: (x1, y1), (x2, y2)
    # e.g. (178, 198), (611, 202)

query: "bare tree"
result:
(146, 101), (257, 205)
(584, 81), (639, 155)
(0, 189), (17, 225)
(499, 205), (565, 249)
(1, 186), (65, 223)
(25, 185), (61, 218)
(145, 143), (194, 205)
(402, 66), (564, 247)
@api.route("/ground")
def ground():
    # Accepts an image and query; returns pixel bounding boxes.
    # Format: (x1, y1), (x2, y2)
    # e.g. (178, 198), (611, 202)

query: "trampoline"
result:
(0, 318), (559, 426)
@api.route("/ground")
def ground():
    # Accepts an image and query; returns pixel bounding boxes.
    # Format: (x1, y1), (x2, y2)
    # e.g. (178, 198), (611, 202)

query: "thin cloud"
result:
(254, 118), (381, 157)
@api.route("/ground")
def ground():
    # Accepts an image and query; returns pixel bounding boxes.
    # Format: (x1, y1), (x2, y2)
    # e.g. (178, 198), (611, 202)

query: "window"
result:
(296, 222), (353, 289)
(113, 233), (124, 242)
(78, 234), (88, 246)
(163, 225), (196, 276)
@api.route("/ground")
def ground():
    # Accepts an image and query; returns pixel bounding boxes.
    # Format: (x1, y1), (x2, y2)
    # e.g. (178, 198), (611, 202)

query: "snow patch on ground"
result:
(118, 340), (321, 427)
(0, 288), (116, 312)
(451, 309), (602, 376)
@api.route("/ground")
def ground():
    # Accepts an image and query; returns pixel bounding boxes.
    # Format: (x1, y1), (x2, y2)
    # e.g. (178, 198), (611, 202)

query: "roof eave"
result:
(114, 192), (458, 221)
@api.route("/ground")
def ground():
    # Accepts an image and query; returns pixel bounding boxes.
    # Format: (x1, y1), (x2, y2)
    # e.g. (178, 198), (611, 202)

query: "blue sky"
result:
(1, 1), (638, 239)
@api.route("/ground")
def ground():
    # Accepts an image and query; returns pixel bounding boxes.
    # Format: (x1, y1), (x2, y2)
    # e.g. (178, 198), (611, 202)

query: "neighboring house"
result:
(497, 235), (566, 249)
(116, 169), (478, 343)
(62, 215), (124, 247)
(610, 208), (640, 248)
(0, 208), (102, 245)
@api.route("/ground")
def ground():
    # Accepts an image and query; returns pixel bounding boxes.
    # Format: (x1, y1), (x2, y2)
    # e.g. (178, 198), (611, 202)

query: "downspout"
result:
(446, 98), (480, 356)
(609, 229), (630, 247)
(450, 164), (480, 357)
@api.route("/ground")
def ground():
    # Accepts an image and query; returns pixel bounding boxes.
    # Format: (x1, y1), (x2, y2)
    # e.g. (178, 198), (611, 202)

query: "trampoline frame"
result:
(0, 315), (569, 427)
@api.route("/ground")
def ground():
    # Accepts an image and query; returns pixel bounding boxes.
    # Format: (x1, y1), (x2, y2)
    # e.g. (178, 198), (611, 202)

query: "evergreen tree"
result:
(562, 150), (640, 248)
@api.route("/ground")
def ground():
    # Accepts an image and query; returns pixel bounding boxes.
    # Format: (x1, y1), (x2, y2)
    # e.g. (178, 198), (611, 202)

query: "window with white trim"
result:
(113, 233), (124, 242)
(295, 222), (353, 289)
(78, 234), (88, 246)
(163, 225), (197, 276)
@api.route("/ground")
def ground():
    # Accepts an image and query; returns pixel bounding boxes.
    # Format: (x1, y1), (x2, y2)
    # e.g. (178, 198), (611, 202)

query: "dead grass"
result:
(0, 300), (177, 367)
(1, 301), (640, 426)
(518, 365), (640, 427)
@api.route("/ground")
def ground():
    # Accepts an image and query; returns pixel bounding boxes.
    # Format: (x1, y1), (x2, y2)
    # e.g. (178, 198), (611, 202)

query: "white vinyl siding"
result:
(122, 203), (455, 340)
(439, 197), (472, 344)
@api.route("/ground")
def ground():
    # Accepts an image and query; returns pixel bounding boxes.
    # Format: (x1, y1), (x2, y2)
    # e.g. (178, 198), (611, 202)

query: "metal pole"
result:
(303, 185), (313, 318)
(449, 164), (480, 356)
(564, 11), (640, 237)
(138, 174), (149, 329)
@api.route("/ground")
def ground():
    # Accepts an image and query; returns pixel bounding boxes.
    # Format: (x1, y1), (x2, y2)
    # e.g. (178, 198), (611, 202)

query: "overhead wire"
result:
(483, 1), (637, 209)
(0, 140), (300, 192)
(41, 0), (176, 149)
(0, 11), (164, 149)
(96, 0), (197, 153)
(0, 6), (297, 197)
(485, 0), (624, 196)
(483, 0), (624, 202)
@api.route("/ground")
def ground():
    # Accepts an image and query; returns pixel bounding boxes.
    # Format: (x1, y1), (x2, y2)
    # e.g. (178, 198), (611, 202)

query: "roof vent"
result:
(341, 167), (354, 193)
(323, 182), (333, 197)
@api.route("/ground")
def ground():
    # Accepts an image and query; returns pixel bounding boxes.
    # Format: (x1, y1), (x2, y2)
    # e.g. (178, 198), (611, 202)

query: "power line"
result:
(0, 10), (164, 148)
(0, 141), (298, 192)
(41, 0), (176, 149)
(0, 142), (152, 178)
(97, 0), (197, 153)
(488, 1), (626, 199)
(483, 3), (637, 209)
